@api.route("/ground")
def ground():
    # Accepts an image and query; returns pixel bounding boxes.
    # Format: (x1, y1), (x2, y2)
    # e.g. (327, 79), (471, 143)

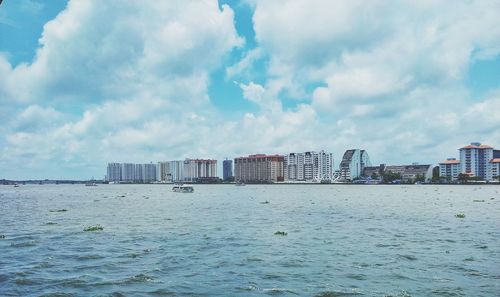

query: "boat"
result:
(85, 177), (98, 186)
(235, 180), (246, 186)
(172, 184), (194, 193)
(13, 183), (19, 188)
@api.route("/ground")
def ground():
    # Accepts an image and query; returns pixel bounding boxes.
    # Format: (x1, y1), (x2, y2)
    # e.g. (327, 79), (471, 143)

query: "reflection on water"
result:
(0, 184), (499, 296)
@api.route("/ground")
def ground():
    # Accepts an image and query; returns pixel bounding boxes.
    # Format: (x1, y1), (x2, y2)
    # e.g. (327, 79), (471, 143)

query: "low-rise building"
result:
(439, 158), (460, 181)
(234, 154), (284, 183)
(363, 163), (433, 183)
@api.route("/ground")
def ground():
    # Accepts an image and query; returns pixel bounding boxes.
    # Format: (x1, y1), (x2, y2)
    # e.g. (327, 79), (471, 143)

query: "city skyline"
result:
(1, 1), (500, 179)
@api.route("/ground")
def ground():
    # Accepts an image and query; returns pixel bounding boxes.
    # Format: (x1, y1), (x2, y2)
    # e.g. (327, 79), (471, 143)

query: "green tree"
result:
(382, 171), (401, 183)
(371, 172), (379, 180)
(457, 173), (470, 184)
(415, 174), (425, 183)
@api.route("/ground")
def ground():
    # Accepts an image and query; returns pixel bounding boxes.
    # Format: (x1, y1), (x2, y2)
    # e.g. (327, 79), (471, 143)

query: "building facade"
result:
(223, 159), (233, 181)
(439, 158), (460, 181)
(106, 163), (122, 182)
(339, 149), (371, 181)
(182, 159), (217, 182)
(106, 162), (156, 183)
(384, 164), (433, 182)
(284, 151), (333, 182)
(459, 142), (494, 180)
(234, 154), (284, 183)
(489, 158), (500, 181)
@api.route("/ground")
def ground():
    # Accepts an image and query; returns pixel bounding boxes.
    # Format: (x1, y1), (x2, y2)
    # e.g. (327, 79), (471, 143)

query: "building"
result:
(156, 162), (171, 182)
(439, 158), (460, 181)
(182, 159), (217, 182)
(284, 151), (333, 182)
(142, 163), (157, 183)
(459, 142), (494, 180)
(384, 164), (433, 182)
(339, 149), (371, 181)
(489, 158), (500, 181)
(223, 159), (233, 181)
(121, 163), (136, 182)
(234, 154), (284, 183)
(106, 163), (122, 182)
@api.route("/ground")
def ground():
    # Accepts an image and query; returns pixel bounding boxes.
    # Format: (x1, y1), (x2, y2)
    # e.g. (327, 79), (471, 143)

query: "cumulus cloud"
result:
(1, 0), (500, 179)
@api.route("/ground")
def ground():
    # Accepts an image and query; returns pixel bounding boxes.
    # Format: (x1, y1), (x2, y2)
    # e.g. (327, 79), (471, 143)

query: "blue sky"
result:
(1, 0), (500, 179)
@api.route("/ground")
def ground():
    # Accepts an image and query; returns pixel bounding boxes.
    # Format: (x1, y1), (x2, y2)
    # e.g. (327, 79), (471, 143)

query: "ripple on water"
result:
(263, 287), (299, 295)
(314, 291), (364, 297)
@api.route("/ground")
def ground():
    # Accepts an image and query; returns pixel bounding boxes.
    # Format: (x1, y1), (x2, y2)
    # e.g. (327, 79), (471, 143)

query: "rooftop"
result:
(460, 142), (493, 150)
(439, 159), (460, 165)
(491, 158), (500, 163)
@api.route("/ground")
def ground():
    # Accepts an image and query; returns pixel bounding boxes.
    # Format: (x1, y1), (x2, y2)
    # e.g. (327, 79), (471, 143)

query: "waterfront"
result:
(0, 184), (499, 296)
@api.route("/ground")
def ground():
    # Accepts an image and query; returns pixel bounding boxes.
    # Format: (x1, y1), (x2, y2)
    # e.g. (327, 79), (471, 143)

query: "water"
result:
(0, 184), (499, 296)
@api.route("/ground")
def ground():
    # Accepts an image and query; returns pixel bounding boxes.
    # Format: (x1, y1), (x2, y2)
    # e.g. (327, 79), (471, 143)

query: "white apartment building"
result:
(459, 142), (494, 181)
(489, 158), (500, 181)
(439, 158), (460, 181)
(284, 151), (333, 182)
(106, 163), (122, 182)
(339, 149), (371, 181)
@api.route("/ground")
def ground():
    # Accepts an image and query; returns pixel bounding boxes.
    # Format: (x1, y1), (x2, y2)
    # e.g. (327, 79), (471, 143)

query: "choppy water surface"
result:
(0, 184), (499, 296)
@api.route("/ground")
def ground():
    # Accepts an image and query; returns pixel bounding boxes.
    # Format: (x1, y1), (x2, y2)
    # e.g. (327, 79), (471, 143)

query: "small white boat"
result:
(235, 181), (246, 186)
(172, 185), (194, 193)
(13, 183), (19, 188)
(85, 181), (98, 186)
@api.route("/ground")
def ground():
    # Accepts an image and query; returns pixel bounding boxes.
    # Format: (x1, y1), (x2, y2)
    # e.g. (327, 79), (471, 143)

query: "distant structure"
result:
(107, 163), (122, 182)
(363, 163), (433, 183)
(234, 154), (284, 183)
(284, 151), (333, 182)
(222, 159), (233, 181)
(155, 159), (217, 183)
(458, 142), (500, 181)
(106, 162), (157, 183)
(339, 149), (371, 181)
(438, 158), (460, 181)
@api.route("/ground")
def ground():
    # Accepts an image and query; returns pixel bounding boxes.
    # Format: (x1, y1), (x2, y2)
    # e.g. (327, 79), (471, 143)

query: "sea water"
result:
(0, 184), (499, 296)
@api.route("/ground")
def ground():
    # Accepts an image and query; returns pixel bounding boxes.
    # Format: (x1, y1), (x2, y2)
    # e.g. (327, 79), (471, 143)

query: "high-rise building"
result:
(182, 159), (217, 182)
(121, 163), (135, 182)
(106, 163), (122, 182)
(339, 149), (371, 181)
(223, 159), (233, 181)
(156, 162), (171, 182)
(439, 158), (460, 181)
(284, 151), (333, 182)
(142, 163), (157, 182)
(459, 142), (494, 180)
(234, 154), (284, 183)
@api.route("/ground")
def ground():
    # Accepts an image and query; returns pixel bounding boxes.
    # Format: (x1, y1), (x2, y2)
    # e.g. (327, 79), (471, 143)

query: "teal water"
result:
(0, 184), (499, 296)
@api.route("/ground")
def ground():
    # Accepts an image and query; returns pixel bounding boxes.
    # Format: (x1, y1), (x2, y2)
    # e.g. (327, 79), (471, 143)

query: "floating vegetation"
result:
(274, 231), (288, 236)
(84, 224), (104, 232)
(45, 222), (57, 225)
(455, 213), (466, 219)
(260, 201), (270, 204)
(473, 200), (485, 202)
(49, 209), (68, 213)
(0, 235), (5, 239)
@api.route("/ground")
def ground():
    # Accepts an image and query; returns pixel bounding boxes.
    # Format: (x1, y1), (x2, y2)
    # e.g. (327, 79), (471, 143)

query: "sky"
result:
(1, 0), (500, 180)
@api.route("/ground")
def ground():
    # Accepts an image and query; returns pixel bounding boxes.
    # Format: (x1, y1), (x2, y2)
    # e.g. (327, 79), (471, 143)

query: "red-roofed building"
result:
(490, 158), (500, 182)
(439, 158), (460, 181)
(459, 142), (494, 180)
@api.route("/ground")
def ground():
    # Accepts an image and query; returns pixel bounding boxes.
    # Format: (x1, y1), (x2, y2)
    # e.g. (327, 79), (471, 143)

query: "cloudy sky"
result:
(1, 0), (500, 180)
